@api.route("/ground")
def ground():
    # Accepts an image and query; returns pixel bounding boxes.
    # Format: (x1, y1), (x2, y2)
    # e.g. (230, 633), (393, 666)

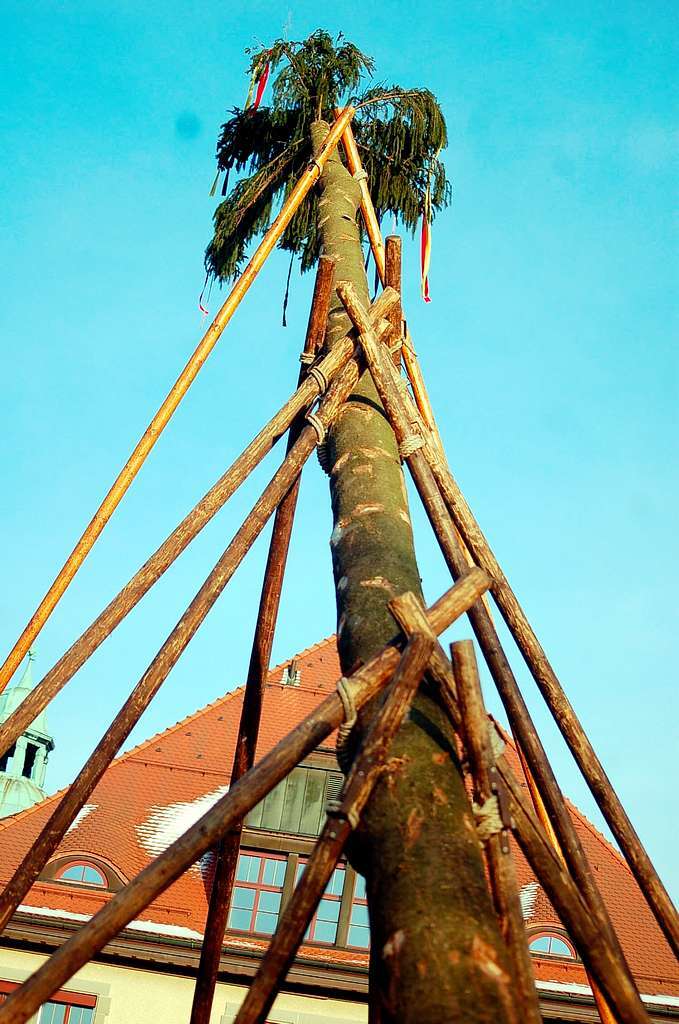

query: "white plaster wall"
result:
(0, 947), (368, 1024)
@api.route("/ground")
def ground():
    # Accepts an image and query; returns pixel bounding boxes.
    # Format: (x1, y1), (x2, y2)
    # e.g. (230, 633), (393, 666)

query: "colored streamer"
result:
(251, 61), (270, 111)
(198, 273), (211, 317)
(420, 200), (432, 303)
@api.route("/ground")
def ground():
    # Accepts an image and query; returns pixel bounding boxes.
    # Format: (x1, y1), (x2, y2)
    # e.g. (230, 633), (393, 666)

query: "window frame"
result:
(246, 766), (344, 838)
(295, 860), (346, 946)
(227, 852), (288, 937)
(0, 979), (96, 1021)
(225, 848), (371, 951)
(53, 860), (108, 888)
(346, 872), (370, 950)
(528, 929), (577, 960)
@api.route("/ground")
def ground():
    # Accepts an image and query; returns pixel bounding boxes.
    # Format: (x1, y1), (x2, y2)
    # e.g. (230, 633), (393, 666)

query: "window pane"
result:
(259, 778), (286, 831)
(262, 858), (285, 887)
(228, 907), (253, 931)
(40, 1004), (66, 1024)
(245, 799), (264, 829)
(69, 1010), (95, 1024)
(529, 936), (551, 953)
(295, 862), (305, 884)
(258, 890), (282, 915)
(314, 920), (338, 943)
(254, 910), (279, 934)
(236, 855), (260, 883)
(298, 770), (326, 835)
(549, 937), (573, 957)
(82, 866), (105, 886)
(354, 875), (367, 899)
(348, 924), (370, 948)
(351, 904), (369, 927)
(280, 768), (306, 833)
(326, 867), (345, 897)
(232, 886), (256, 910)
(60, 865), (86, 882)
(318, 898), (340, 923)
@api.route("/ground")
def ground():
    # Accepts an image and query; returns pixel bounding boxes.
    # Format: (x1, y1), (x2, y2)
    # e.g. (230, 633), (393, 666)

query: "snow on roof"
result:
(519, 881), (540, 920)
(65, 804), (97, 835)
(136, 786), (229, 862)
(536, 979), (679, 1009)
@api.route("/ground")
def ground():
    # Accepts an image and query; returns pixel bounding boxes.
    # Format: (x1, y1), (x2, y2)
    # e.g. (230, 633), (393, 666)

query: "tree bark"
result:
(311, 121), (517, 1024)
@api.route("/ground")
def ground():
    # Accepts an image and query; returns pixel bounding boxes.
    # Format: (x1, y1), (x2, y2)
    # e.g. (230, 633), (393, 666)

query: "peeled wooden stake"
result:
(234, 631), (434, 1024)
(451, 640), (542, 1024)
(188, 255), (337, 1024)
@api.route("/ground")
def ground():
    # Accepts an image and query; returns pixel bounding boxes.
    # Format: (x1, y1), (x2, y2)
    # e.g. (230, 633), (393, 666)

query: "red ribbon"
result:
(252, 62), (270, 111)
(420, 214), (431, 303)
(198, 274), (211, 317)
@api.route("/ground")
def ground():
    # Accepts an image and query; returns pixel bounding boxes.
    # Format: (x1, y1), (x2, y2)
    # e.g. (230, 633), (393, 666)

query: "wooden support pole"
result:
(339, 119), (385, 280)
(0, 353), (364, 938)
(422, 455), (679, 959)
(339, 121), (445, 455)
(383, 602), (649, 1024)
(495, 762), (650, 1024)
(451, 640), (542, 1024)
(384, 236), (403, 366)
(0, 569), (491, 1024)
(367, 285), (677, 956)
(336, 280), (640, 997)
(0, 285), (398, 767)
(514, 738), (619, 1024)
(234, 632), (434, 1024)
(0, 107), (356, 697)
(188, 256), (336, 1024)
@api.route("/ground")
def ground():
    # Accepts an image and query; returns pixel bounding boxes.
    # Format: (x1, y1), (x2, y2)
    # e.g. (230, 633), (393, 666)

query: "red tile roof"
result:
(0, 635), (676, 999)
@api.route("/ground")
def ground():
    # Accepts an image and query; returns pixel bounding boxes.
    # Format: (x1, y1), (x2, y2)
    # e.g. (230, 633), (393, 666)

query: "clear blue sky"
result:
(1, 2), (677, 899)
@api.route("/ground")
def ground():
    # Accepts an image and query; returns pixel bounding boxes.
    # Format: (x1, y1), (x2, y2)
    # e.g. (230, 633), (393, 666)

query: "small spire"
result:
(15, 650), (36, 691)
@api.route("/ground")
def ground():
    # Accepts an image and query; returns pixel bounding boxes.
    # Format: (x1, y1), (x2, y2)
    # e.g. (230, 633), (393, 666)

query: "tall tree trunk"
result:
(311, 122), (518, 1024)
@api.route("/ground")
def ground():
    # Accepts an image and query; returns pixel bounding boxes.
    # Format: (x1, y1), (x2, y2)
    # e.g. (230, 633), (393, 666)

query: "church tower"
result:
(0, 651), (54, 818)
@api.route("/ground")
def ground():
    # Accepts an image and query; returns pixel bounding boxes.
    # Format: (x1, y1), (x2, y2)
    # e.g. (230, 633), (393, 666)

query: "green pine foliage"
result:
(205, 30), (451, 282)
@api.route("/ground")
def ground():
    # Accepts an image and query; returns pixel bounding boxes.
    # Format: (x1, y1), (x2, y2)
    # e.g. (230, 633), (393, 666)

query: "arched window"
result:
(54, 861), (107, 887)
(529, 931), (576, 958)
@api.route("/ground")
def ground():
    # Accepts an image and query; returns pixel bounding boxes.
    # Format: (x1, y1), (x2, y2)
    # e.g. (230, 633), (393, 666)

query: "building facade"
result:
(0, 638), (677, 1023)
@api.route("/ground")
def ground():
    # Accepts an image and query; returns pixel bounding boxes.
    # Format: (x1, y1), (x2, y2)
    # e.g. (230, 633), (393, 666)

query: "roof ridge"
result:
(268, 634), (337, 679)
(0, 639), (338, 834)
(119, 684), (247, 762)
(0, 687), (251, 834)
(565, 796), (630, 871)
(124, 635), (337, 759)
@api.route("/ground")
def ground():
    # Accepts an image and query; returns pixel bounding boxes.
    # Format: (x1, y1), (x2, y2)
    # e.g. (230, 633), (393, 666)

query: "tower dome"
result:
(0, 652), (54, 818)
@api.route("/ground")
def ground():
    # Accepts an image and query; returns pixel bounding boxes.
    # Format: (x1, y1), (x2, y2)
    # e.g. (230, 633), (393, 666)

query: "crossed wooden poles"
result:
(0, 110), (676, 1024)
